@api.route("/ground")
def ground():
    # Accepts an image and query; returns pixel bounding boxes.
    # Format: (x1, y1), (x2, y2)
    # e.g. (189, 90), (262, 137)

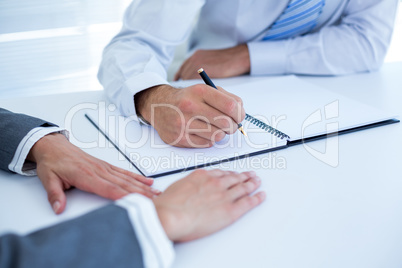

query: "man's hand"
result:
(28, 133), (160, 214)
(174, 44), (250, 81)
(153, 169), (265, 242)
(135, 84), (245, 148)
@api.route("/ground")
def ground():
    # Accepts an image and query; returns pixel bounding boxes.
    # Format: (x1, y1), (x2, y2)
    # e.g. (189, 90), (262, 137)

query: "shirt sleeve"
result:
(98, 0), (206, 118)
(116, 194), (175, 268)
(8, 127), (69, 176)
(248, 0), (399, 76)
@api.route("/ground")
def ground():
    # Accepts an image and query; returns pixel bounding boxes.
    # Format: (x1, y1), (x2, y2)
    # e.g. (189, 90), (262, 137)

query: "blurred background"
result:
(0, 0), (401, 98)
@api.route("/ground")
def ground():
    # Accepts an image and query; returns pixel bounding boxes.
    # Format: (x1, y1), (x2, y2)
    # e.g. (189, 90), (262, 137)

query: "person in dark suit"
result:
(0, 108), (265, 267)
(0, 107), (160, 214)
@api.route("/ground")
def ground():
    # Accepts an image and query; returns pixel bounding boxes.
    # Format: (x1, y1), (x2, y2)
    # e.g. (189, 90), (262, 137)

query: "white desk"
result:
(1, 62), (402, 268)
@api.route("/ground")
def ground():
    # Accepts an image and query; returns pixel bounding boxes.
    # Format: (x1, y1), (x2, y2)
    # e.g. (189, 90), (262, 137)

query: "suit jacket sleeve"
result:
(0, 204), (144, 268)
(0, 108), (57, 172)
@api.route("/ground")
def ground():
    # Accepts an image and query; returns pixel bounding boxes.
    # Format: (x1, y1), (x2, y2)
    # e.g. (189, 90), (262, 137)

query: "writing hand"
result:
(174, 44), (250, 81)
(153, 169), (265, 242)
(28, 133), (160, 214)
(135, 84), (245, 148)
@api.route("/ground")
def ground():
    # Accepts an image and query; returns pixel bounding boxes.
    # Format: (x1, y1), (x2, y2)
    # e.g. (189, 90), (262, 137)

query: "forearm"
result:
(98, 0), (205, 117)
(248, 0), (398, 76)
(98, 42), (171, 117)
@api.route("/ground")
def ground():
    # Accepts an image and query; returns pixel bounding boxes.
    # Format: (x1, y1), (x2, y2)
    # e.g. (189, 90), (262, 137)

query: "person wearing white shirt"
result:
(98, 0), (399, 149)
(0, 107), (265, 267)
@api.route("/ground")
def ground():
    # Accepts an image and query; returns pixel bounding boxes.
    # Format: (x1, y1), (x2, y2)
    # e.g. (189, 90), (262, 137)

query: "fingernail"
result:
(151, 188), (161, 194)
(239, 173), (248, 180)
(248, 171), (256, 177)
(52, 201), (60, 213)
(255, 176), (261, 182)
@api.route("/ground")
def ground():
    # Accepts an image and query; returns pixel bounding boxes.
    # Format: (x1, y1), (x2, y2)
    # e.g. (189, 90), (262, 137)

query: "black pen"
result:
(198, 68), (247, 137)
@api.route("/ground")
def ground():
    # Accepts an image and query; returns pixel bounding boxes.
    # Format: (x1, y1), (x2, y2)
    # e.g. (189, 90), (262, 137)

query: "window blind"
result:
(0, 0), (131, 98)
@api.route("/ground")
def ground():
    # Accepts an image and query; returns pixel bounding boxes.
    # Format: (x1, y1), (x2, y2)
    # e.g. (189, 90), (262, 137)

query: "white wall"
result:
(0, 1), (401, 98)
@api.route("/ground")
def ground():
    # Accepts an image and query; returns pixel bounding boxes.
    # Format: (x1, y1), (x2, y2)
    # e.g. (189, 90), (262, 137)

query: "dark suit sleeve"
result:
(0, 204), (144, 268)
(0, 108), (57, 172)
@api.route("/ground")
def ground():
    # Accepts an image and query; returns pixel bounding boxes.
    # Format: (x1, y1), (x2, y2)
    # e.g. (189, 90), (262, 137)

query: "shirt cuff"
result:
(247, 40), (289, 76)
(8, 127), (69, 176)
(116, 194), (175, 268)
(120, 72), (169, 121)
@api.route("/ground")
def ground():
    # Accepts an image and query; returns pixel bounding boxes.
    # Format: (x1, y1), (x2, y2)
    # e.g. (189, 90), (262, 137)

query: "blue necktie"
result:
(263, 0), (325, 41)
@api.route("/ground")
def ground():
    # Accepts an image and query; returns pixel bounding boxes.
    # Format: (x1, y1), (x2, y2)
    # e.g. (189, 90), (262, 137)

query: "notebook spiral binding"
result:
(245, 114), (290, 140)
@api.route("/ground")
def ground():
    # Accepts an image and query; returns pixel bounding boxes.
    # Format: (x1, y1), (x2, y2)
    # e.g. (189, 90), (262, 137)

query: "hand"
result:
(153, 169), (265, 242)
(135, 84), (245, 148)
(27, 133), (160, 214)
(174, 44), (251, 81)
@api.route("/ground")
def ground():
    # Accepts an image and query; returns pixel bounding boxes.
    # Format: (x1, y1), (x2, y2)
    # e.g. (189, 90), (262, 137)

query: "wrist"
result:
(153, 198), (180, 241)
(134, 85), (177, 123)
(235, 44), (251, 74)
(27, 133), (67, 163)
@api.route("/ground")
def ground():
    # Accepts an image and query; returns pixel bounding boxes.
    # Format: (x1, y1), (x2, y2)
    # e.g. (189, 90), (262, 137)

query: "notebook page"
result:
(223, 76), (396, 141)
(87, 75), (396, 177)
(86, 107), (287, 177)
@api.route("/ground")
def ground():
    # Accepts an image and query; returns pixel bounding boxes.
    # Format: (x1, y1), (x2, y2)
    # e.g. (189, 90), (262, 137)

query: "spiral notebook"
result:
(86, 76), (399, 178)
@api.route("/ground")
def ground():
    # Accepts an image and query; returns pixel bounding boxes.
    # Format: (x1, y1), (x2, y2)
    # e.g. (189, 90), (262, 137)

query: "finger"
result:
(217, 86), (243, 106)
(186, 119), (226, 142)
(174, 63), (185, 81)
(216, 87), (245, 121)
(176, 133), (213, 148)
(230, 191), (266, 221)
(227, 176), (261, 201)
(202, 88), (244, 124)
(99, 168), (161, 197)
(194, 102), (238, 134)
(42, 173), (67, 214)
(206, 169), (231, 178)
(110, 181), (158, 199)
(177, 58), (195, 80)
(181, 68), (200, 80)
(220, 171), (257, 189)
(179, 58), (198, 80)
(177, 85), (238, 134)
(109, 165), (154, 186)
(97, 176), (157, 199)
(84, 176), (132, 200)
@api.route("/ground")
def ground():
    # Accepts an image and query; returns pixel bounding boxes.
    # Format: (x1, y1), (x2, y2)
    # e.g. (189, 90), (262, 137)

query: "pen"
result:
(198, 68), (247, 137)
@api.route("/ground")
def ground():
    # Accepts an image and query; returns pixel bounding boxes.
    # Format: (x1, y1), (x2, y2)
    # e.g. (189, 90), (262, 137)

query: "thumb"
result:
(174, 63), (185, 81)
(43, 174), (67, 214)
(174, 71), (180, 81)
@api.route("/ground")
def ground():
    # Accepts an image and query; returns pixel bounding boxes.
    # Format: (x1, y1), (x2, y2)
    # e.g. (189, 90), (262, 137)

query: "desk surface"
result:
(1, 62), (402, 268)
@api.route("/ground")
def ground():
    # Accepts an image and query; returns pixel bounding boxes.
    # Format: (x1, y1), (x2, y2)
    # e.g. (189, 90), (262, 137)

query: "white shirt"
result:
(8, 127), (67, 175)
(98, 0), (399, 118)
(116, 194), (175, 268)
